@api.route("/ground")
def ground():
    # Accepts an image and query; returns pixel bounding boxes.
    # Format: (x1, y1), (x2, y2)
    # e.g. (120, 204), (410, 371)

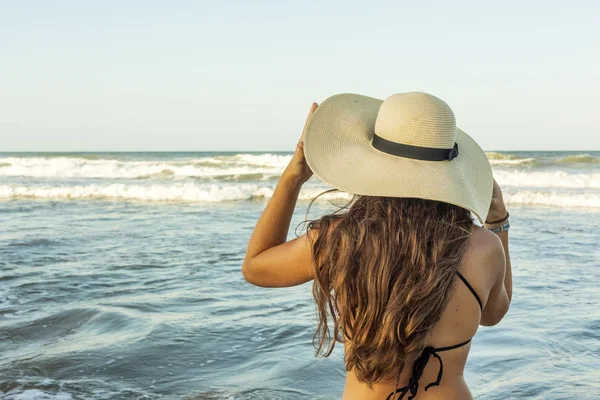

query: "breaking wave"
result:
(0, 184), (350, 203)
(485, 152), (599, 166)
(493, 170), (600, 189)
(1, 152), (598, 179)
(0, 154), (291, 179)
(1, 184), (598, 208)
(1, 152), (598, 209)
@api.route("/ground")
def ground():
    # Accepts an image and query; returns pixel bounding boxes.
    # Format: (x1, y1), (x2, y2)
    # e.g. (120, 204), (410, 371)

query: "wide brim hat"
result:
(303, 92), (493, 223)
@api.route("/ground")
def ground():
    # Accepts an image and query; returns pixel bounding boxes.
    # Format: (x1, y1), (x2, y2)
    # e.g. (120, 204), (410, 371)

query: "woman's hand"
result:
(486, 179), (508, 224)
(282, 102), (318, 184)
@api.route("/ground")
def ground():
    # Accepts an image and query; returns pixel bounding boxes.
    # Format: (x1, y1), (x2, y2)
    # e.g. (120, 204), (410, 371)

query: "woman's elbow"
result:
(480, 300), (510, 327)
(242, 259), (267, 287)
(242, 259), (257, 284)
(480, 313), (506, 327)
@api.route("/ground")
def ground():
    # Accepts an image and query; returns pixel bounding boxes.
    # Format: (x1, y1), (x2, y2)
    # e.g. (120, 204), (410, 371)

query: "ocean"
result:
(0, 151), (599, 399)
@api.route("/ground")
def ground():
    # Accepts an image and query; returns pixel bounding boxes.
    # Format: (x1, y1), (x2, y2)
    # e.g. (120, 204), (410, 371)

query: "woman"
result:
(242, 92), (512, 399)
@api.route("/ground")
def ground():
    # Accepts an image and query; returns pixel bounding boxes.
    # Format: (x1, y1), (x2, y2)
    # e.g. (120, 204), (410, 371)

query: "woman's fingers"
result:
(300, 102), (318, 143)
(492, 179), (504, 201)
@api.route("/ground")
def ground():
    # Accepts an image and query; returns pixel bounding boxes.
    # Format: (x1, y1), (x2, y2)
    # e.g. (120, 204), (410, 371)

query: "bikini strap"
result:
(455, 271), (483, 310)
(434, 338), (472, 352)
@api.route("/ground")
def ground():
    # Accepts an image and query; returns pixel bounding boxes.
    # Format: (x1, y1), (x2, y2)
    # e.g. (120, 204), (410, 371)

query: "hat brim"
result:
(304, 93), (493, 224)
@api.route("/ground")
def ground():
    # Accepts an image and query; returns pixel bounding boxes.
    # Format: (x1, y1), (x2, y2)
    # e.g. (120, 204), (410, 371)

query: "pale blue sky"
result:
(1, 0), (599, 151)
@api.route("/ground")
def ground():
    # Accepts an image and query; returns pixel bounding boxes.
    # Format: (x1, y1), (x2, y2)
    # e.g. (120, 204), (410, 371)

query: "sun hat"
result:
(303, 92), (494, 223)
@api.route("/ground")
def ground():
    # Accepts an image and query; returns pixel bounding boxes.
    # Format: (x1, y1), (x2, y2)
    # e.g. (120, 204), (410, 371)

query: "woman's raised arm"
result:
(242, 103), (318, 288)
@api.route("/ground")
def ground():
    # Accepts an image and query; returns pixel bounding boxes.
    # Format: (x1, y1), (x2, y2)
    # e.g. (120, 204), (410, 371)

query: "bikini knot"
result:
(386, 346), (445, 400)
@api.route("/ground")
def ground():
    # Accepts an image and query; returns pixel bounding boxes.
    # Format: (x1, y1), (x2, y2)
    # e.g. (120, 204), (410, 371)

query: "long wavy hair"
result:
(306, 191), (474, 385)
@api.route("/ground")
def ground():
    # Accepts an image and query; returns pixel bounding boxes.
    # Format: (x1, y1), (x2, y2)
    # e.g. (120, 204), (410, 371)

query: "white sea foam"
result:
(0, 155), (292, 179)
(0, 389), (73, 400)
(485, 152), (521, 160)
(488, 158), (538, 166)
(494, 170), (600, 189)
(0, 183), (271, 202)
(1, 155), (598, 188)
(228, 153), (291, 168)
(486, 152), (600, 166)
(0, 183), (350, 203)
(503, 190), (600, 208)
(1, 153), (598, 208)
(1, 183), (598, 208)
(485, 152), (537, 166)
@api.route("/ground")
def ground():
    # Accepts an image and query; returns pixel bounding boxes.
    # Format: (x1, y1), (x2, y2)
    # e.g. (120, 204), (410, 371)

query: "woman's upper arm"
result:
(242, 230), (316, 288)
(480, 231), (510, 326)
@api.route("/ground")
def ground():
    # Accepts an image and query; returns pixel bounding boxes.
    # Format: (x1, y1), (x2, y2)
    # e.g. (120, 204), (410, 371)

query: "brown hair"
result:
(307, 192), (474, 385)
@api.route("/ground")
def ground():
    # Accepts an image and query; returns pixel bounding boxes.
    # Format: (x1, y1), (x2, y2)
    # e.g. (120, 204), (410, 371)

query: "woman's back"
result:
(341, 227), (506, 400)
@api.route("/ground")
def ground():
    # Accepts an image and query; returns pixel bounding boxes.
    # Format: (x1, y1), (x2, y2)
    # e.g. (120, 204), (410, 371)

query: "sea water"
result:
(0, 151), (599, 399)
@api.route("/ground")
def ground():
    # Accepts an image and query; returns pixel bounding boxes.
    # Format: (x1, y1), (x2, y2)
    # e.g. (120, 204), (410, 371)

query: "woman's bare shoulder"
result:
(468, 226), (504, 258)
(463, 226), (506, 289)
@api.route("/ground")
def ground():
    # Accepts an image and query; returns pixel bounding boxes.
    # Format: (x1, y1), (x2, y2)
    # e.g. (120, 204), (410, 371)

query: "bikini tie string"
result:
(385, 346), (444, 400)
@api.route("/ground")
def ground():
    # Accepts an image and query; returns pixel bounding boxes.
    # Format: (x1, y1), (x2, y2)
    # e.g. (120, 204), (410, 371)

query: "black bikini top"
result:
(386, 271), (483, 400)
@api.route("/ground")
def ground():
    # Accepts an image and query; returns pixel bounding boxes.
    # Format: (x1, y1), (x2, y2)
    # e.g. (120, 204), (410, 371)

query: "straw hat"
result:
(303, 92), (493, 223)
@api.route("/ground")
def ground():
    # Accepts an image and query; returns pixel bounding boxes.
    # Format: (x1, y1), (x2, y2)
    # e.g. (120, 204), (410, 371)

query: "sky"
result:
(1, 0), (599, 151)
